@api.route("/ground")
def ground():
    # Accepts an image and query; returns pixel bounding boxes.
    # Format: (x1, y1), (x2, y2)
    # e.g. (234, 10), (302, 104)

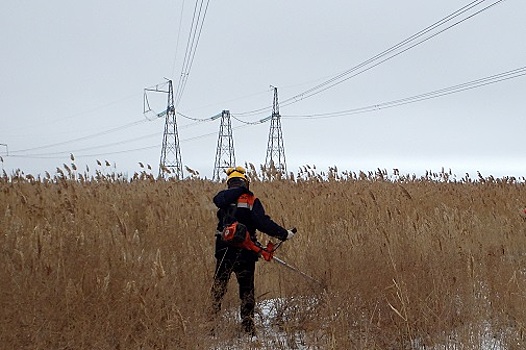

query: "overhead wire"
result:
(174, 0), (211, 107)
(230, 114), (272, 125)
(178, 110), (222, 122)
(9, 88), (217, 159)
(7, 144), (162, 160)
(283, 65), (526, 120)
(280, 0), (505, 107)
(9, 120), (149, 154)
(7, 123), (255, 160)
(16, 132), (161, 157)
(233, 0), (506, 117)
(7, 117), (206, 158)
(171, 0), (187, 78)
(178, 88), (271, 116)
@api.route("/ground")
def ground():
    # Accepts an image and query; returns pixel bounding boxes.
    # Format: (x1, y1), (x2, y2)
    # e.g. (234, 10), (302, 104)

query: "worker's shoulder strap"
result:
(236, 193), (256, 210)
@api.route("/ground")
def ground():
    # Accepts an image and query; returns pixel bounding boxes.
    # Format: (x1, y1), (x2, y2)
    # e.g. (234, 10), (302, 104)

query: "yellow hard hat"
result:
(226, 166), (248, 184)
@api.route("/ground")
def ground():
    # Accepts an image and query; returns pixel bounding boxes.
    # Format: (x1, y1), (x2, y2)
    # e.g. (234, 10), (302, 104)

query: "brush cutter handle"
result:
(285, 227), (297, 240)
(261, 243), (274, 262)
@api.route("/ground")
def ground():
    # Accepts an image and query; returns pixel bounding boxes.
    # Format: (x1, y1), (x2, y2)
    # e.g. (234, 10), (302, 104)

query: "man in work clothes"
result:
(211, 166), (297, 336)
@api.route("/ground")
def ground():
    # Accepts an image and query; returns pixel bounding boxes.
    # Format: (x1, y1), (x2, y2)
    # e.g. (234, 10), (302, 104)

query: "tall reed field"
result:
(1, 164), (526, 349)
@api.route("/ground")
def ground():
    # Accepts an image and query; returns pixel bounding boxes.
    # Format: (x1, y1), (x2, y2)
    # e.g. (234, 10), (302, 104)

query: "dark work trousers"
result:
(211, 252), (256, 335)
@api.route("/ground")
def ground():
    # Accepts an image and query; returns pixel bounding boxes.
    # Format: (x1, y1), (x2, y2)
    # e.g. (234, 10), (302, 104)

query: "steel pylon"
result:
(158, 80), (183, 179)
(264, 87), (287, 174)
(212, 110), (236, 181)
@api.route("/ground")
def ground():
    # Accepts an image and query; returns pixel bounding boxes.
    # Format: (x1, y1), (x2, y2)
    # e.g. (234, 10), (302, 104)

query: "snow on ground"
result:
(208, 297), (314, 350)
(209, 298), (510, 350)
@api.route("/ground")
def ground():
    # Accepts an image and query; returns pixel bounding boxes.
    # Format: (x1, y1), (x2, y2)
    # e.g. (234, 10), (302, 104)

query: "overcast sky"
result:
(1, 0), (525, 180)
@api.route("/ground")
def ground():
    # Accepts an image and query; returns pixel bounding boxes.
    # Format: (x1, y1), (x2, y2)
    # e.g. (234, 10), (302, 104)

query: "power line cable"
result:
(10, 120), (149, 154)
(280, 0), (501, 106)
(4, 117), (261, 159)
(181, 88), (270, 115)
(174, 0), (211, 106)
(6, 121), (256, 160)
(171, 0), (187, 78)
(233, 0), (505, 117)
(8, 145), (162, 160)
(178, 110), (222, 122)
(9, 116), (206, 158)
(174, 0), (200, 101)
(22, 132), (161, 157)
(283, 65), (526, 120)
(230, 114), (272, 125)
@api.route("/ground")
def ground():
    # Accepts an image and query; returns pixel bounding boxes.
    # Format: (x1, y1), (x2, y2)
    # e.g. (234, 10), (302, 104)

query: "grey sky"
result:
(1, 1), (525, 179)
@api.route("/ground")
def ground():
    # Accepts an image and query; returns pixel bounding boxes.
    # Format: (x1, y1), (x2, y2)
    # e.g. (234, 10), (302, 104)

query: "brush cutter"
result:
(227, 226), (320, 285)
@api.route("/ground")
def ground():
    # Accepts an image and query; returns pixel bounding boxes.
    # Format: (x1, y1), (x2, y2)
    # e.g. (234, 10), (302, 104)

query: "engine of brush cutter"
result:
(221, 222), (275, 261)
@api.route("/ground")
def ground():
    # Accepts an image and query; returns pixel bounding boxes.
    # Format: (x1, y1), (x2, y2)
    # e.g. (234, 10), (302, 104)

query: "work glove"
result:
(285, 227), (297, 240)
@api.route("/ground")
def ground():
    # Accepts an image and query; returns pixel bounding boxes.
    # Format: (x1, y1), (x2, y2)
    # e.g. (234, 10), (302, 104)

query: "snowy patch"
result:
(209, 297), (320, 350)
(209, 297), (513, 349)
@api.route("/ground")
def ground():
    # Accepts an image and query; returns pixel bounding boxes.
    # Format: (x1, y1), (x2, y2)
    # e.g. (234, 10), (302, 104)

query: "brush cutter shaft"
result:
(272, 256), (321, 284)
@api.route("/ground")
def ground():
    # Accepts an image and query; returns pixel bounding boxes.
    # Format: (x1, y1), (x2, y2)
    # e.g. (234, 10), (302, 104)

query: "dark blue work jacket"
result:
(213, 186), (288, 261)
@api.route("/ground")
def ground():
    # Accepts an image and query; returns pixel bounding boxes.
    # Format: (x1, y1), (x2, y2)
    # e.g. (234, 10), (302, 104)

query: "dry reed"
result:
(1, 164), (525, 349)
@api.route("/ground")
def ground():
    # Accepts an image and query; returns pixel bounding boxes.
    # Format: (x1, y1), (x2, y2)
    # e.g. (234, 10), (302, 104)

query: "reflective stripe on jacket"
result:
(236, 193), (255, 210)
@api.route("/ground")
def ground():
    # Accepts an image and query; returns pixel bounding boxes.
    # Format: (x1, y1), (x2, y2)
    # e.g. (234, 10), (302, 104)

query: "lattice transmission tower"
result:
(264, 86), (287, 174)
(212, 110), (236, 181)
(156, 80), (183, 179)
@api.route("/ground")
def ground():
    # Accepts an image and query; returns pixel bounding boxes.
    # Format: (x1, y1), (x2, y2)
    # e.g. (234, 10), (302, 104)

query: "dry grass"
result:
(1, 163), (526, 349)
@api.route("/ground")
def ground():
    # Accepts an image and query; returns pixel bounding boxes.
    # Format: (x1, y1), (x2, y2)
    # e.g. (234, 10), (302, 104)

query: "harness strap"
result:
(237, 193), (255, 210)
(236, 202), (252, 209)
